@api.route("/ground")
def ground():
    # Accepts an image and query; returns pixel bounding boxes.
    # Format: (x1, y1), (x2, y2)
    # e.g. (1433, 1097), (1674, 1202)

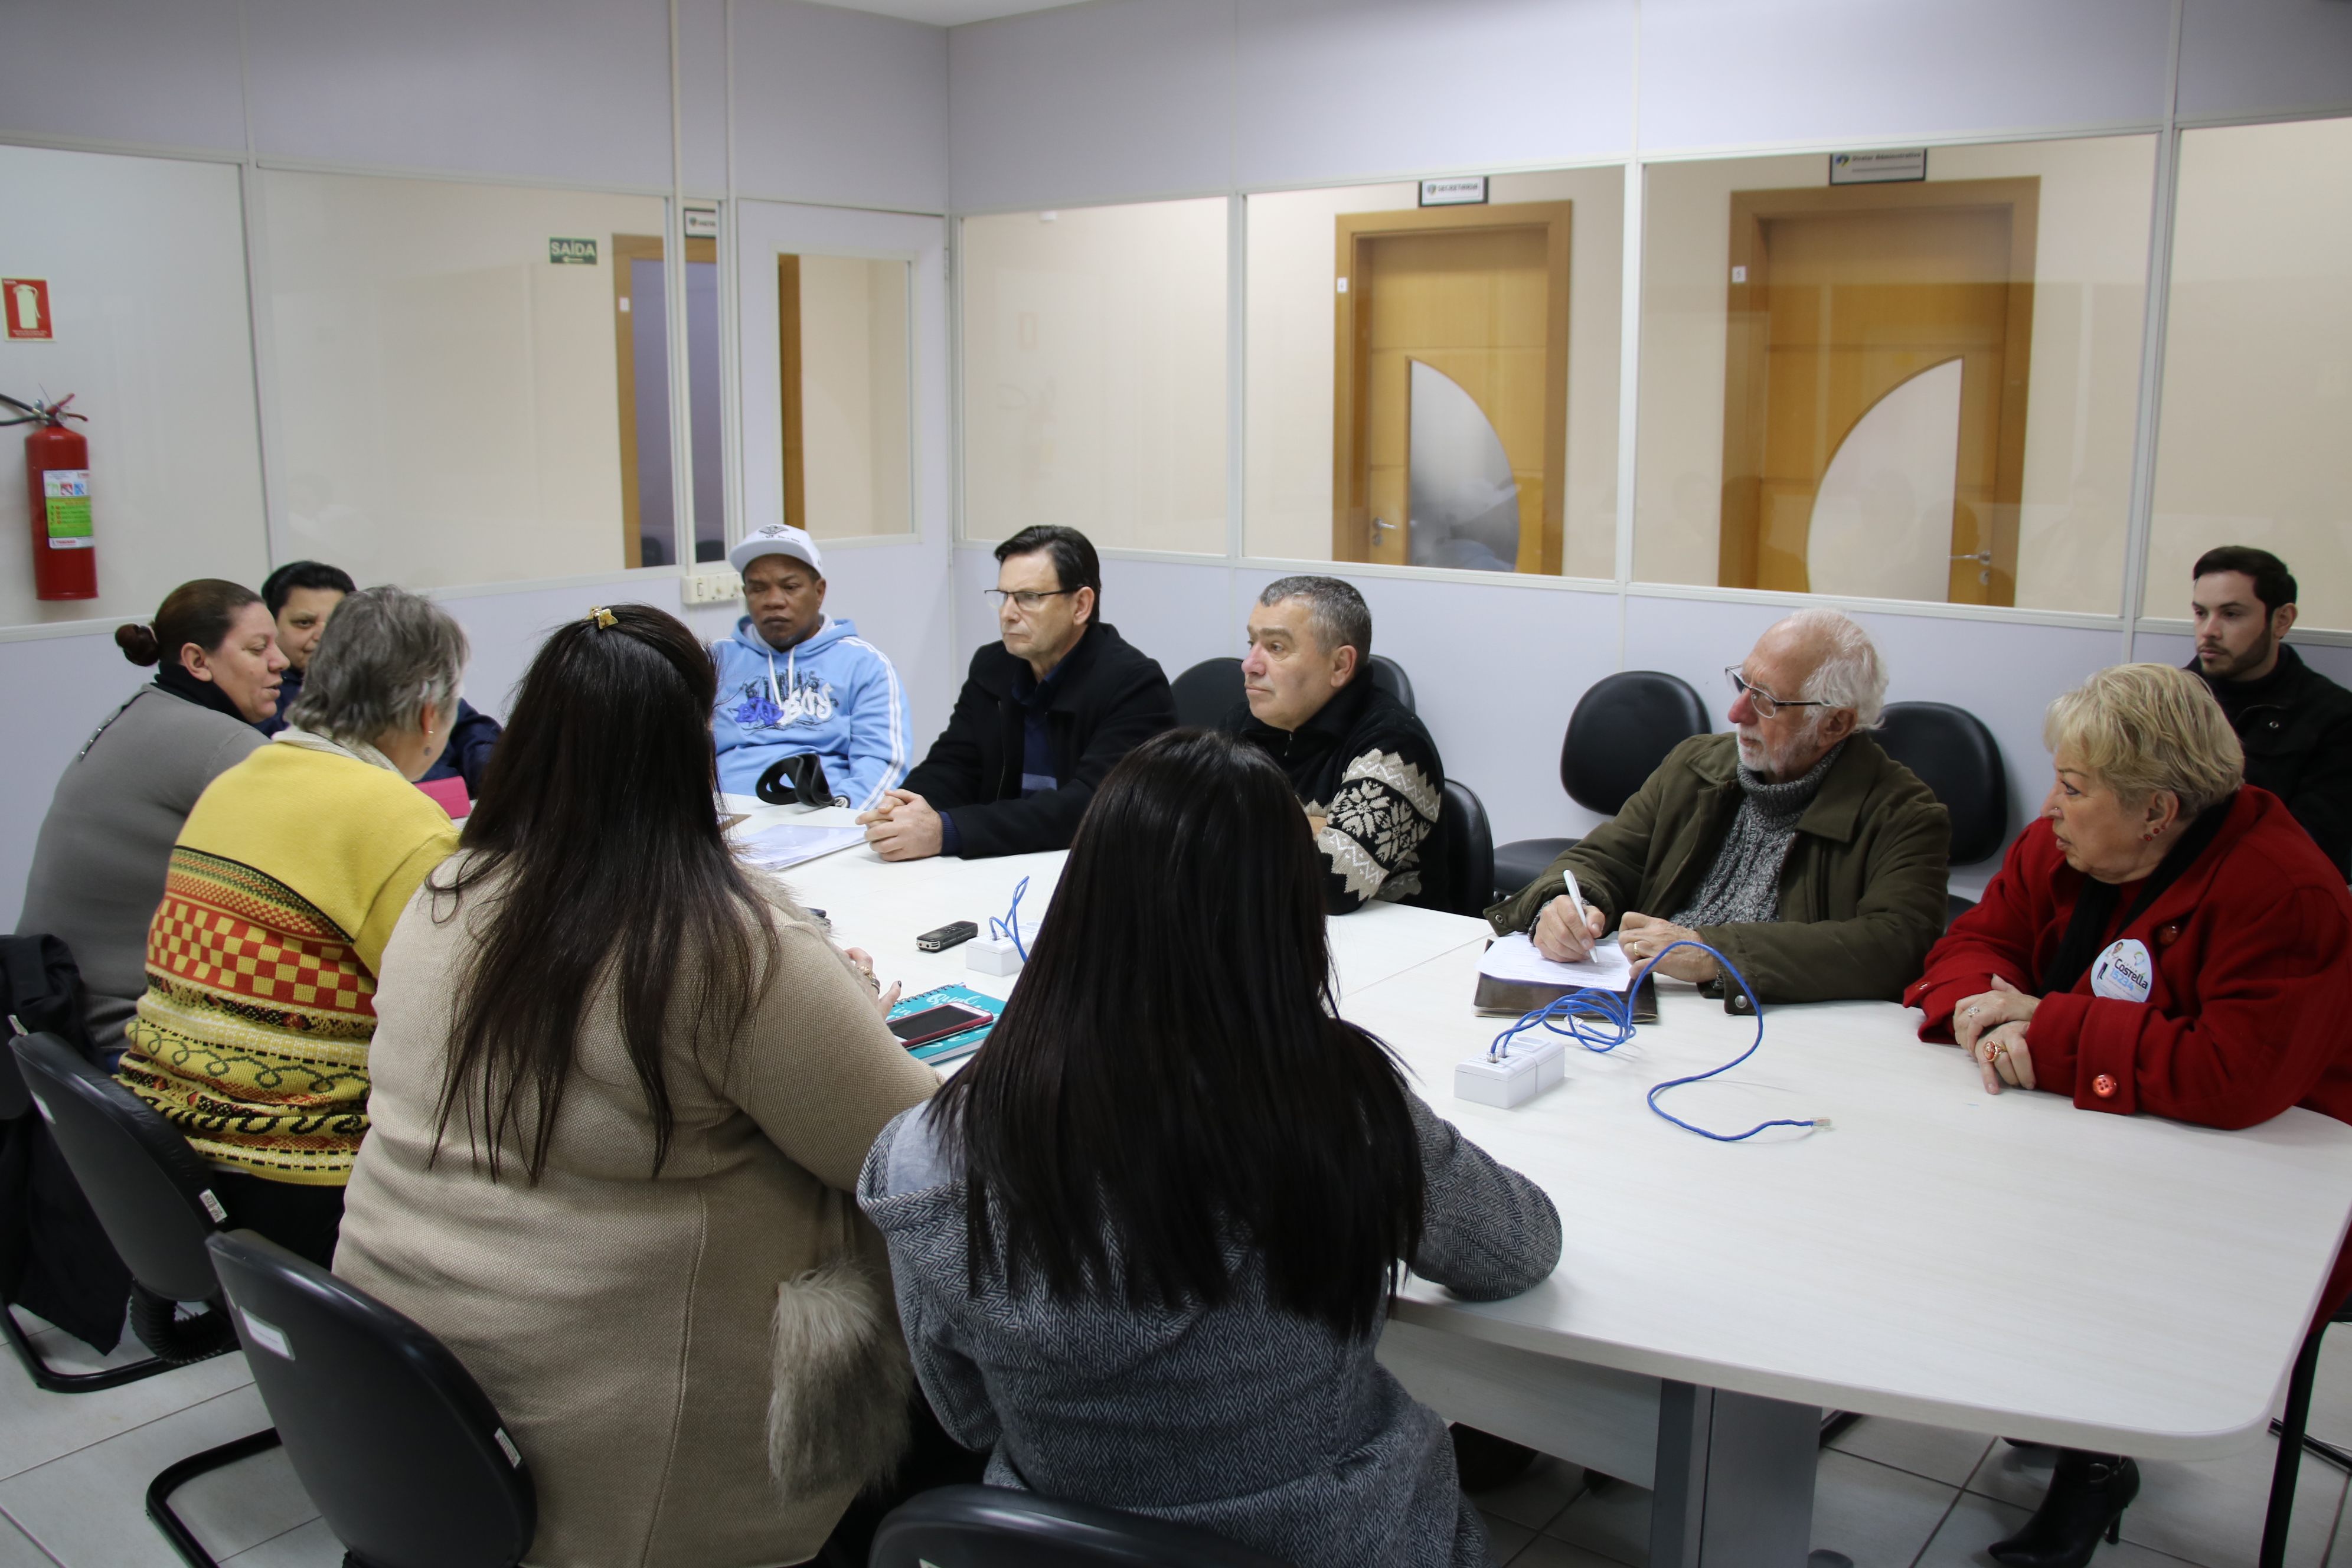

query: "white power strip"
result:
(1454, 1037), (1569, 1109)
(682, 569), (743, 605)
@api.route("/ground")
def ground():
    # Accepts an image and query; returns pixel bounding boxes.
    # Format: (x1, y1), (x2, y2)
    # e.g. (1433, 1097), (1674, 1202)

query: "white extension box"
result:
(1453, 1037), (1569, 1109)
(965, 935), (1023, 976)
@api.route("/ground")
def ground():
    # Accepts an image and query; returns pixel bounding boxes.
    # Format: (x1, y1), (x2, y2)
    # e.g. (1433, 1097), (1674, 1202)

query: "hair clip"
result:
(588, 606), (616, 629)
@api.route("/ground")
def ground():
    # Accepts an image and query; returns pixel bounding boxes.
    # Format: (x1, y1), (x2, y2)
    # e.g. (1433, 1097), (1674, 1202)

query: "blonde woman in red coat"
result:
(1907, 662), (2352, 1568)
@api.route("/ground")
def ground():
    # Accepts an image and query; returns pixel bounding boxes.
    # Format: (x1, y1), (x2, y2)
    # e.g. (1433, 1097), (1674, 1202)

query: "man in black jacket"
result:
(860, 525), (1174, 859)
(2187, 545), (2352, 877)
(1220, 576), (1445, 913)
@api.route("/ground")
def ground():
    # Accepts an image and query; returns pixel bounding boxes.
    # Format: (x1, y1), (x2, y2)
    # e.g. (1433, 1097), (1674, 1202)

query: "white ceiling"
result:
(810, 0), (1086, 27)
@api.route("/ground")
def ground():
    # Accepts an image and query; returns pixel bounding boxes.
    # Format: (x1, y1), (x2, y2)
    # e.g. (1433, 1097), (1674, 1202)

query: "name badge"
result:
(2090, 938), (2154, 1004)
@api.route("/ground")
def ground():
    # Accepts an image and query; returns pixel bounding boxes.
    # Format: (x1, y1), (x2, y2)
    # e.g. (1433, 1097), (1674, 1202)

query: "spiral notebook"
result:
(889, 984), (1003, 1066)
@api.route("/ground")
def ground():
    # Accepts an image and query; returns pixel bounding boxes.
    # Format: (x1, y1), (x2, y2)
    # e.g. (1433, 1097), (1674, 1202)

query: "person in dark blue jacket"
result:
(258, 560), (501, 799)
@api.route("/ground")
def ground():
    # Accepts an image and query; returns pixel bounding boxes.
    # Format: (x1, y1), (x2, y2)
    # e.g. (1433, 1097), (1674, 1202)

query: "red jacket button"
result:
(2093, 1074), (2118, 1099)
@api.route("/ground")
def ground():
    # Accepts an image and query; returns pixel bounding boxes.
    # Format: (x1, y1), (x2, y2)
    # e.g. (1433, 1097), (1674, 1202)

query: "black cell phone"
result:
(917, 920), (978, 952)
(888, 1002), (992, 1048)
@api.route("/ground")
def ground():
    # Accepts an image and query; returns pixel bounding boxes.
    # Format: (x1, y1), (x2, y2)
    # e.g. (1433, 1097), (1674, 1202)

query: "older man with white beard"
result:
(1485, 608), (1953, 1004)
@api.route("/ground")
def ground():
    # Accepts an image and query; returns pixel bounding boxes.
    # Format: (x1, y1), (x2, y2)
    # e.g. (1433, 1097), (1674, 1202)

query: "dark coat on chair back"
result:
(903, 622), (1175, 859)
(1485, 732), (1951, 1003)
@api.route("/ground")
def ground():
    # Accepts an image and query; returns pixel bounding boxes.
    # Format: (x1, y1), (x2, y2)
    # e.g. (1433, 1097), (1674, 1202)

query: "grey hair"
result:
(285, 585), (469, 748)
(1258, 576), (1371, 665)
(1782, 607), (1888, 729)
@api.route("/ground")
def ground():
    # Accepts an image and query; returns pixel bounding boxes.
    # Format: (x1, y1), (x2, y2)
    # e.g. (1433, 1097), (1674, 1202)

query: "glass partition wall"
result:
(1243, 166), (1625, 577)
(1632, 136), (2157, 615)
(2148, 116), (2352, 630)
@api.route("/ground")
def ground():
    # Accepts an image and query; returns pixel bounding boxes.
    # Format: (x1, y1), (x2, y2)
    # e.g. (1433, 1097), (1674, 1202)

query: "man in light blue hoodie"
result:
(710, 524), (911, 810)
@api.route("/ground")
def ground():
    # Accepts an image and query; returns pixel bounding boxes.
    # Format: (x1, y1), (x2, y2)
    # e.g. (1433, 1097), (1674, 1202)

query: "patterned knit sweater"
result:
(118, 736), (459, 1185)
(1671, 740), (1846, 928)
(1224, 675), (1446, 913)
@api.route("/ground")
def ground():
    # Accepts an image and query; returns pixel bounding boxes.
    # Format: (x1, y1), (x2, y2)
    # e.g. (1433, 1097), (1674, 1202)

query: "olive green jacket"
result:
(1484, 733), (1954, 1004)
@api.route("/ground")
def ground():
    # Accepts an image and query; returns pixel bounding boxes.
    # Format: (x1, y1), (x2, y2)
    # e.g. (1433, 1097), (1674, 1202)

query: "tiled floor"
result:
(8, 1304), (2352, 1568)
(1472, 1344), (2352, 1568)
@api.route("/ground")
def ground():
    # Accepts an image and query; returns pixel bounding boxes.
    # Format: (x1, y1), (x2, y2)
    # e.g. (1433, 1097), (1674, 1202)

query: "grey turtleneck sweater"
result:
(1671, 740), (1847, 928)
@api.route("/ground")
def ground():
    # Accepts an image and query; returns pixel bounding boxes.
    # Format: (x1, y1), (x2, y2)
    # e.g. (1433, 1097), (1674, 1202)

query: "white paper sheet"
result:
(738, 822), (867, 871)
(1477, 930), (1634, 991)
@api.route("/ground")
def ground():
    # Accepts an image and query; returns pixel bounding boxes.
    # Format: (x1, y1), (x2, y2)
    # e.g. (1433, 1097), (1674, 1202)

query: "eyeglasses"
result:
(1724, 666), (1831, 720)
(985, 588), (1075, 612)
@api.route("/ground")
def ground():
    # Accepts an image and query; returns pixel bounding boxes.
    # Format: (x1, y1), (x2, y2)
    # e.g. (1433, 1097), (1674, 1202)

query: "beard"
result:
(2200, 627), (2276, 681)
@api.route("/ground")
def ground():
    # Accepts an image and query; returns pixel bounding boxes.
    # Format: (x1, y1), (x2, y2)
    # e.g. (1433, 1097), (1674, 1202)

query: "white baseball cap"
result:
(728, 524), (824, 578)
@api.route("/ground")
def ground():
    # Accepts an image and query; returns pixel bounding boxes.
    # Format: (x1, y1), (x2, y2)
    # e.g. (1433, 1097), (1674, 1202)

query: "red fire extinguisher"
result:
(3, 391), (96, 601)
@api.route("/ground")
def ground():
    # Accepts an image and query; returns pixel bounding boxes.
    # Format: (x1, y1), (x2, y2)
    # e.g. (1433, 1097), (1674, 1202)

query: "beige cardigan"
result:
(335, 861), (938, 1568)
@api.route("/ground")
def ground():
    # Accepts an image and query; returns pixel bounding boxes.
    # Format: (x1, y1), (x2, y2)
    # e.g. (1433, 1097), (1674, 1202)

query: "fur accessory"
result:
(767, 1255), (914, 1498)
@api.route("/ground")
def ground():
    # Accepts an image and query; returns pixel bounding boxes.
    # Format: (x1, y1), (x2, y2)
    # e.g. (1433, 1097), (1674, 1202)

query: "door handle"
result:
(1371, 517), (1397, 543)
(1952, 550), (1992, 584)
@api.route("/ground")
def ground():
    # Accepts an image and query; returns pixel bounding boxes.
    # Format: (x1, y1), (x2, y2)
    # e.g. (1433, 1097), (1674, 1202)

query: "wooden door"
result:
(612, 231), (717, 569)
(1719, 179), (2036, 605)
(1333, 202), (1571, 573)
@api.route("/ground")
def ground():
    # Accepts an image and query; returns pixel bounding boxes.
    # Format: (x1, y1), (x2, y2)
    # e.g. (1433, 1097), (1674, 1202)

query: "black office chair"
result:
(1171, 657), (1243, 729)
(1410, 781), (1495, 920)
(1874, 701), (2008, 928)
(872, 1485), (1293, 1568)
(11, 1033), (279, 1568)
(1492, 671), (1713, 903)
(2262, 1300), (2352, 1568)
(207, 1230), (537, 1568)
(1367, 654), (1416, 716)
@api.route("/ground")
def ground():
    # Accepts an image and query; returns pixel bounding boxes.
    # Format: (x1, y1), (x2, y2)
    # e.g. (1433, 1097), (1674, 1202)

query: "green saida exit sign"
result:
(548, 238), (598, 265)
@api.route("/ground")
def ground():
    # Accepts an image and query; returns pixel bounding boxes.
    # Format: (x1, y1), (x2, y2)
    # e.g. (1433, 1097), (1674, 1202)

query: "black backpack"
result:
(2, 935), (135, 1353)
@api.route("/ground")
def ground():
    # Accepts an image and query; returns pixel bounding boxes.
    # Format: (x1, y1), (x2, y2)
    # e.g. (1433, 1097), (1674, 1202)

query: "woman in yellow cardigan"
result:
(117, 586), (468, 1265)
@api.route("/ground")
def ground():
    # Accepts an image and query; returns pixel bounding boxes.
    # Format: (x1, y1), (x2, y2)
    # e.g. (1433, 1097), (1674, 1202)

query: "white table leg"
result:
(1650, 1382), (1822, 1568)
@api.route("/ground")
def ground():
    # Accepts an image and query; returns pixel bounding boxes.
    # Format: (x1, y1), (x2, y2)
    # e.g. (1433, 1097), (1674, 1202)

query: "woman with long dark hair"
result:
(18, 579), (285, 1061)
(336, 604), (937, 1568)
(860, 728), (1561, 1568)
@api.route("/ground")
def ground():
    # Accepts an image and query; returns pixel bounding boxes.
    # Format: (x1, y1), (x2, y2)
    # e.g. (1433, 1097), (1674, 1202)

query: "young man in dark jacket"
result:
(860, 526), (1174, 859)
(1220, 576), (1446, 914)
(2187, 545), (2352, 878)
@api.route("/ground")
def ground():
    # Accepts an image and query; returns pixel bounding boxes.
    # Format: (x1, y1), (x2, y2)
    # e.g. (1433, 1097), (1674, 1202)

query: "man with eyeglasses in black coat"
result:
(859, 525), (1175, 860)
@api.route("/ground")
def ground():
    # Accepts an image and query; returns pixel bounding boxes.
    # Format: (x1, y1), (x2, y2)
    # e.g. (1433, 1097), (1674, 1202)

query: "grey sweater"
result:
(858, 1091), (1562, 1568)
(16, 685), (264, 1055)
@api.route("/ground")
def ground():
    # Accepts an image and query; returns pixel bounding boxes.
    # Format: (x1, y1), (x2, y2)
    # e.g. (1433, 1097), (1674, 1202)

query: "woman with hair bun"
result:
(15, 579), (287, 1060)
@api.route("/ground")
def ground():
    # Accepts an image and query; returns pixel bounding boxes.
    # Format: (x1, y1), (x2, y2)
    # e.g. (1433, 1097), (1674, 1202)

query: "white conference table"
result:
(731, 798), (2352, 1568)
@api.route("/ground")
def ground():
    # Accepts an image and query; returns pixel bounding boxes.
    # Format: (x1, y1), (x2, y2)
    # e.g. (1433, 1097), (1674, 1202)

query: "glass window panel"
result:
(784, 253), (910, 539)
(1244, 166), (1622, 577)
(0, 145), (267, 629)
(960, 200), (1227, 552)
(2148, 117), (2352, 629)
(263, 172), (667, 588)
(1634, 136), (2154, 613)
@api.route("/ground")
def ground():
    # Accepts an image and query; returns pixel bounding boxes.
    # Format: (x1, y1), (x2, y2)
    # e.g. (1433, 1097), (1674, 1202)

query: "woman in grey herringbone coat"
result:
(861, 728), (1562, 1568)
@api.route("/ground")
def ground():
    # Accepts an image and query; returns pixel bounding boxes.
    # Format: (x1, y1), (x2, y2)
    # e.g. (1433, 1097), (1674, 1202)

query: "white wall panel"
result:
(243, 0), (674, 188)
(1, 631), (164, 933)
(1233, 0), (1635, 188)
(0, 0), (247, 152)
(2179, 0), (2352, 121)
(733, 1), (949, 213)
(948, 0), (1235, 211)
(1637, 0), (2174, 153)
(681, 0), (732, 194)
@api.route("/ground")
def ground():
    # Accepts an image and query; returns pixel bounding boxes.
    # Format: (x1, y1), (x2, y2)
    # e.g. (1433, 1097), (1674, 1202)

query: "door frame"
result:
(1331, 201), (1573, 573)
(612, 231), (717, 570)
(1717, 177), (2039, 605)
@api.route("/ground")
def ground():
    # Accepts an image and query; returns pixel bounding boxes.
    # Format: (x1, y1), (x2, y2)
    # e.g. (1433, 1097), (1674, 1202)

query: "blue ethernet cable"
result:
(1484, 938), (1827, 1144)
